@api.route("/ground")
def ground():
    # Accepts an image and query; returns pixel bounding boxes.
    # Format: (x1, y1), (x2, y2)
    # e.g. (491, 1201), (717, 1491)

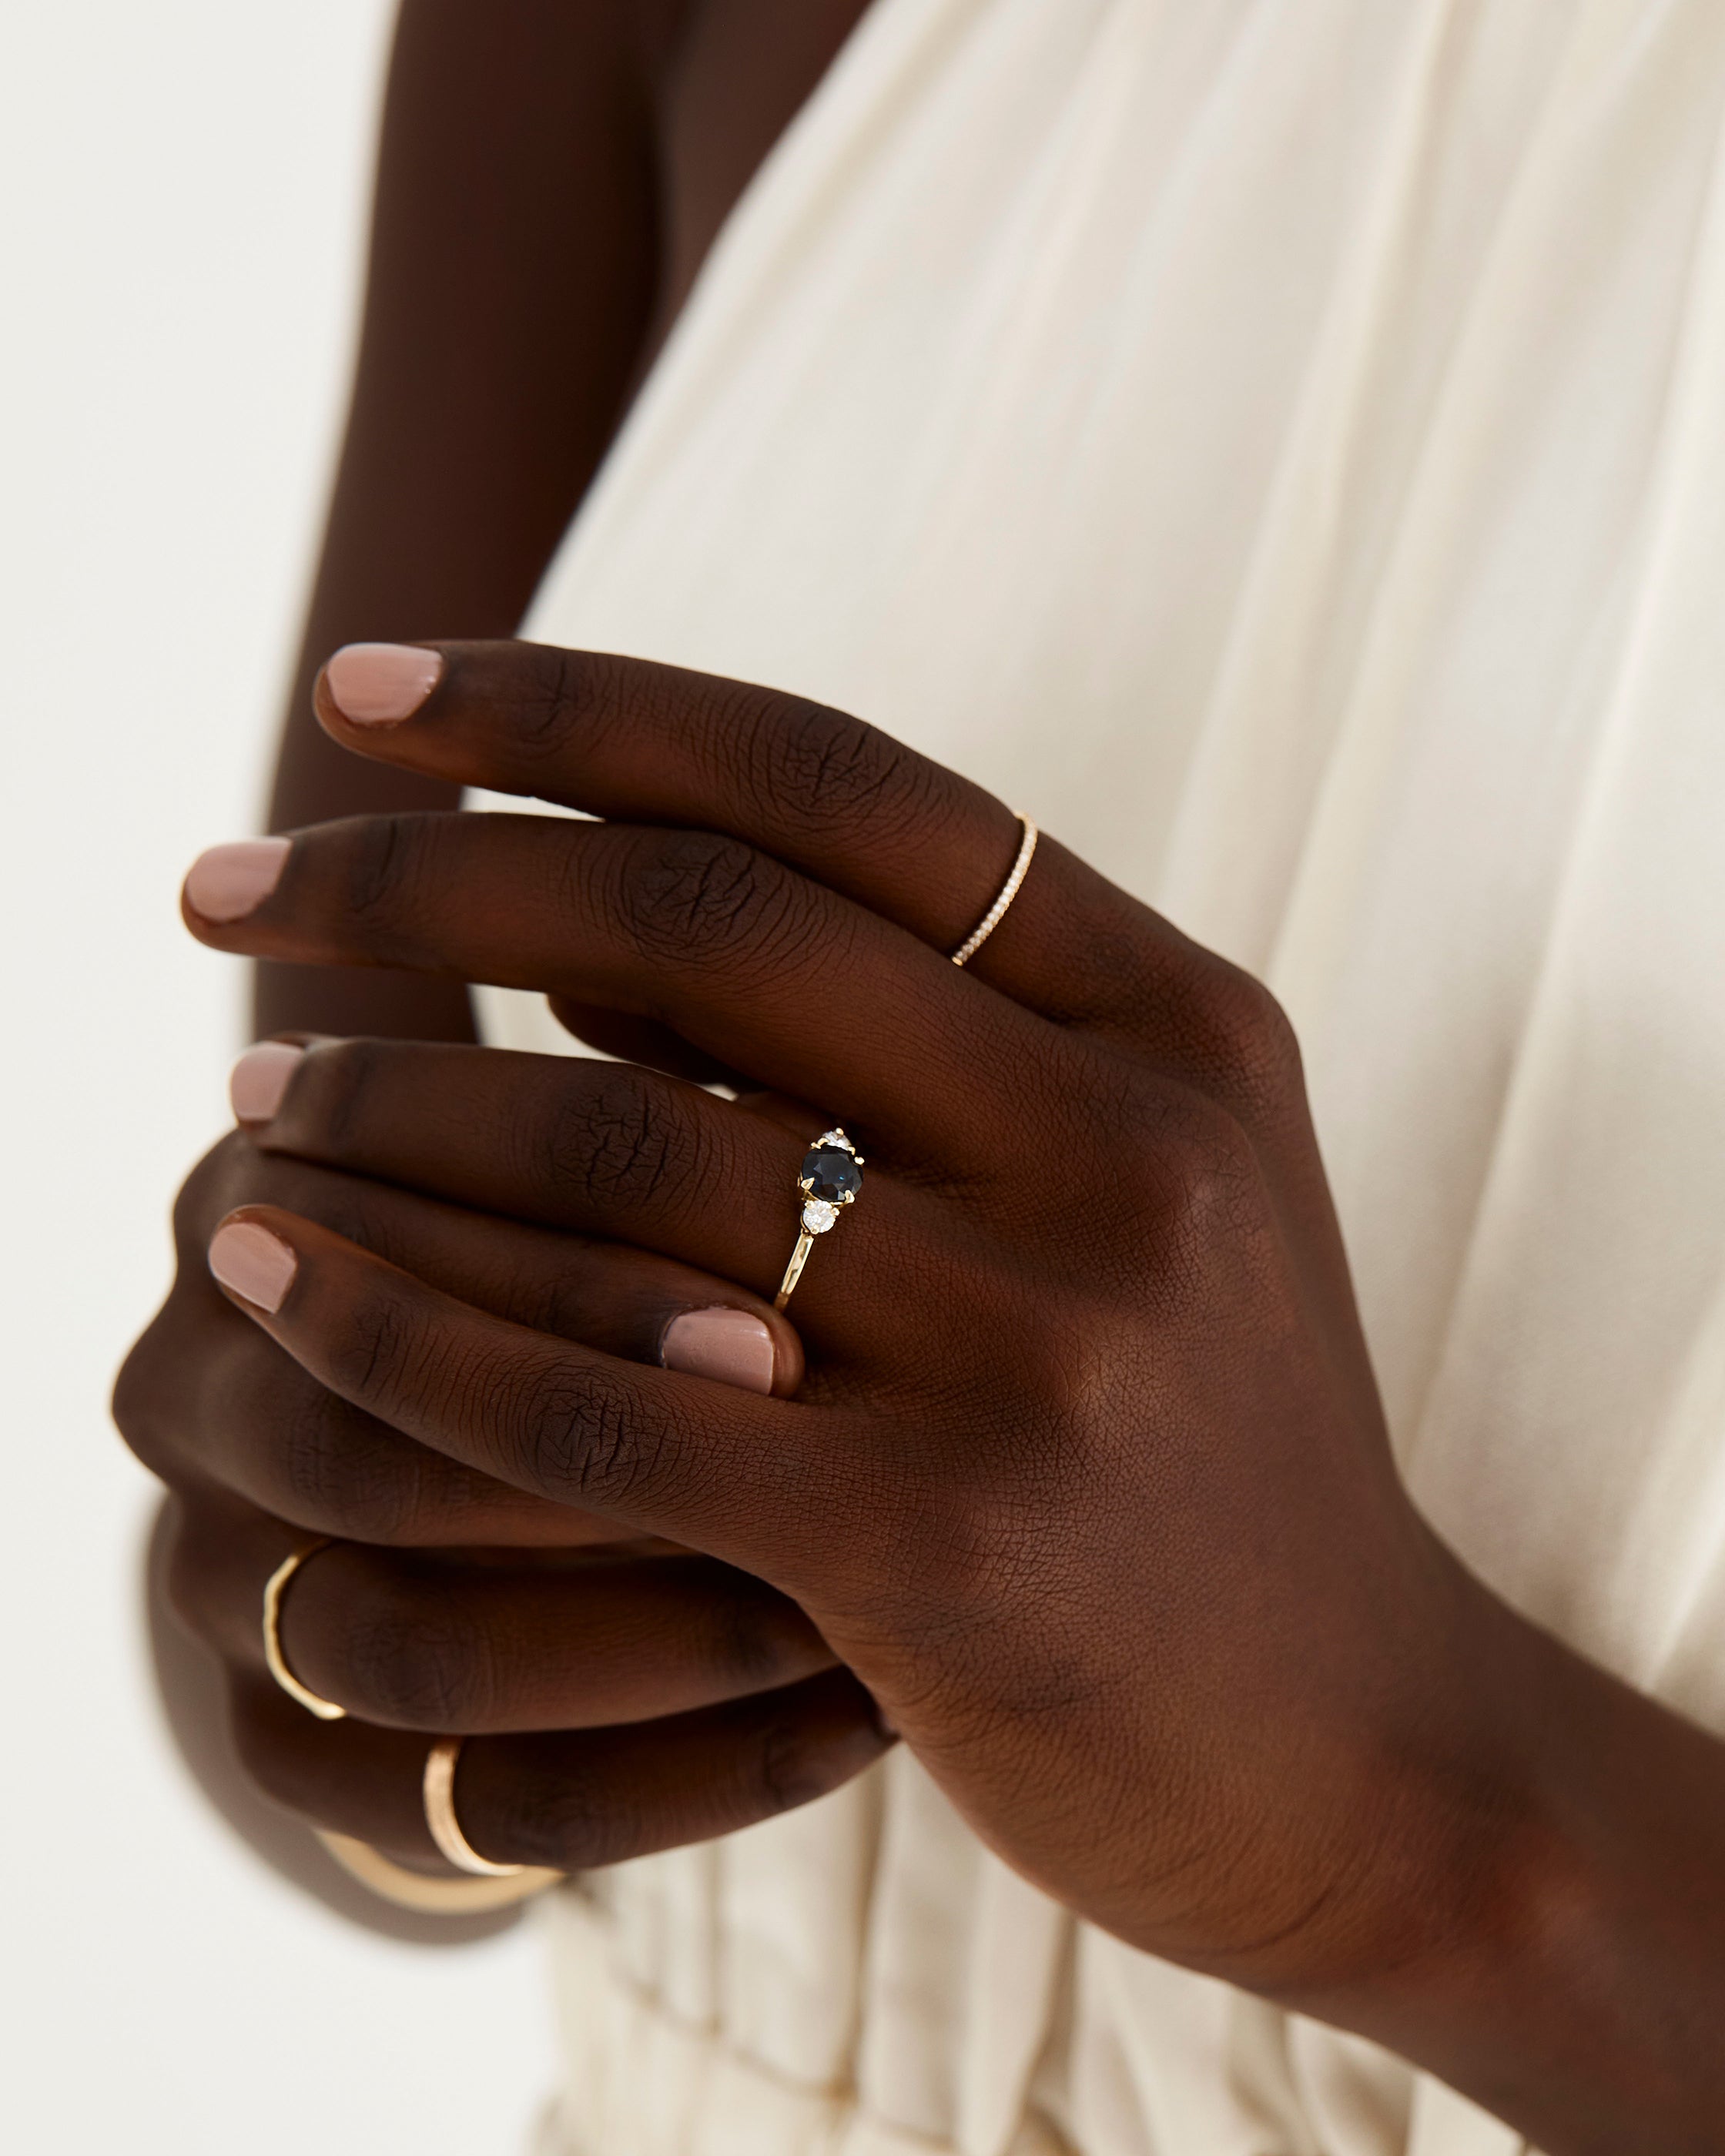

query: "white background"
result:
(0, 6), (556, 2150)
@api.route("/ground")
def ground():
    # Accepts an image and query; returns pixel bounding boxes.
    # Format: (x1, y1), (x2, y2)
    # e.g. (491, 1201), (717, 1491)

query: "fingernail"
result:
(229, 1040), (304, 1123)
(662, 1307), (776, 1394)
(323, 643), (443, 725)
(184, 837), (290, 923)
(208, 1220), (297, 1313)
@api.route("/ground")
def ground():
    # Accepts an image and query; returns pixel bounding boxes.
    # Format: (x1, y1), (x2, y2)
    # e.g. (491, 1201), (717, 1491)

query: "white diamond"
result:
(802, 1199), (838, 1234)
(817, 1129), (852, 1151)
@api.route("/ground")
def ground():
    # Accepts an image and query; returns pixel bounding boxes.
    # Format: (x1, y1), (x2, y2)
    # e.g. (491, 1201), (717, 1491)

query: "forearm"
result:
(258, 0), (682, 1040)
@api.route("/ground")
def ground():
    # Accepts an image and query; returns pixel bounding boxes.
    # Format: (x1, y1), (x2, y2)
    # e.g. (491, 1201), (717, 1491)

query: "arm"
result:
(256, 0), (682, 1043)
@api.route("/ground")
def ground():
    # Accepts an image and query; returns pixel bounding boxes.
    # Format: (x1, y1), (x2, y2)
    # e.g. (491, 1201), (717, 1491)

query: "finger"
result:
(315, 641), (1125, 1019)
(231, 1037), (940, 1349)
(314, 642), (1314, 1120)
(182, 812), (1057, 1163)
(119, 1297), (571, 1547)
(230, 1664), (889, 1870)
(206, 1207), (875, 1585)
(180, 1127), (805, 1394)
(169, 1495), (834, 1733)
(116, 1144), (804, 1550)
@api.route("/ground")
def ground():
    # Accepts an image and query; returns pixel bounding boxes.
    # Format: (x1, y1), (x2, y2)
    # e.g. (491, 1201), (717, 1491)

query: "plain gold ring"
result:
(317, 1830), (561, 1913)
(424, 1736), (536, 1878)
(263, 1540), (347, 1722)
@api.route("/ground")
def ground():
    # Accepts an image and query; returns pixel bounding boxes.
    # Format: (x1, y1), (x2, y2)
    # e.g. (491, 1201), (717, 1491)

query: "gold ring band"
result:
(775, 1127), (863, 1311)
(424, 1736), (533, 1878)
(951, 815), (1038, 967)
(263, 1541), (347, 1721)
(317, 1830), (561, 1914)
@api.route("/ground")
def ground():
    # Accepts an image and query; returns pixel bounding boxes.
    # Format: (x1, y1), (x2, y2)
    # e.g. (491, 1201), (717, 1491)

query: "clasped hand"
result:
(119, 641), (1535, 2011)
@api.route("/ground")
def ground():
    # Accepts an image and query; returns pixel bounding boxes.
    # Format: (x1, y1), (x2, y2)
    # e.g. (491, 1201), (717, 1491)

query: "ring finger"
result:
(229, 1036), (950, 1346)
(229, 1663), (888, 1873)
(169, 1493), (838, 1733)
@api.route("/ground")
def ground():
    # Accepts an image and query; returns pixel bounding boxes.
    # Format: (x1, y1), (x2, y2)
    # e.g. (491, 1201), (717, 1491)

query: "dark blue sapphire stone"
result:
(800, 1144), (862, 1204)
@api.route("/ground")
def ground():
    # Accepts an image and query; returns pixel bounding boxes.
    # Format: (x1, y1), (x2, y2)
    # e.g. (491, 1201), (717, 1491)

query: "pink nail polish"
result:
(229, 1041), (304, 1123)
(208, 1220), (297, 1313)
(662, 1307), (776, 1394)
(324, 643), (443, 725)
(184, 838), (290, 923)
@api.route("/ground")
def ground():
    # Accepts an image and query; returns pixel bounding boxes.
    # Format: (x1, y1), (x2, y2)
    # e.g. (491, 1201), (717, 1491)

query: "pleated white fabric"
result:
(472, 2), (1725, 2148)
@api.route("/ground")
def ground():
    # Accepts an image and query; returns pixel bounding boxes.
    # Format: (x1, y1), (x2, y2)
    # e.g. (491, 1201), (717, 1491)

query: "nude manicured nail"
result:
(208, 1221), (297, 1313)
(184, 837), (290, 922)
(323, 643), (443, 725)
(229, 1041), (304, 1123)
(662, 1307), (776, 1394)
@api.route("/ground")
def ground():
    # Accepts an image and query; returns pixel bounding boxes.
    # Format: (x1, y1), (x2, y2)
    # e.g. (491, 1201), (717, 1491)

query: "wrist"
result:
(1281, 1562), (1725, 2152)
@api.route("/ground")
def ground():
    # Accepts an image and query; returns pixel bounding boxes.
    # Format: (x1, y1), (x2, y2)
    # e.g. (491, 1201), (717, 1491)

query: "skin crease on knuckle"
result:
(338, 1592), (495, 1732)
(535, 1063), (710, 1220)
(614, 826), (810, 984)
(735, 689), (942, 846)
(511, 1353), (665, 1515)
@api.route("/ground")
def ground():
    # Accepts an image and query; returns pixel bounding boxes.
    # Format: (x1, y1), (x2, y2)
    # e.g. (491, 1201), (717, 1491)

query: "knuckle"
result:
(509, 1766), (625, 1871)
(171, 1130), (254, 1250)
(508, 644), (639, 762)
(337, 813), (437, 938)
(754, 1702), (856, 1816)
(1151, 1092), (1261, 1244)
(740, 691), (940, 839)
(619, 828), (804, 973)
(705, 1588), (818, 1691)
(338, 1574), (493, 1729)
(319, 1275), (420, 1407)
(513, 1358), (662, 1512)
(1181, 959), (1302, 1105)
(906, 1479), (1055, 1621)
(536, 1066), (710, 1218)
(275, 1384), (422, 1542)
(111, 1324), (175, 1478)
(1092, 1070), (1253, 1225)
(288, 1036), (384, 1158)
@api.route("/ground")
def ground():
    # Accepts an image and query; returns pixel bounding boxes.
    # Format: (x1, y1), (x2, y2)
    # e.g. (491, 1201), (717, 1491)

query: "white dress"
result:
(474, 2), (1725, 2149)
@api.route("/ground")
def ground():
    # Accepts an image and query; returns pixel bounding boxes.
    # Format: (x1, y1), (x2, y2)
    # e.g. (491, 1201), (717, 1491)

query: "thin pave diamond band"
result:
(950, 815), (1037, 967)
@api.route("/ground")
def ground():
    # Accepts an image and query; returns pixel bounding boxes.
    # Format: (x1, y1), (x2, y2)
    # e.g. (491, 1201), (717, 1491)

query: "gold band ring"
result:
(775, 1127), (864, 1311)
(317, 1830), (561, 1915)
(424, 1736), (537, 1878)
(951, 815), (1038, 967)
(263, 1541), (347, 1722)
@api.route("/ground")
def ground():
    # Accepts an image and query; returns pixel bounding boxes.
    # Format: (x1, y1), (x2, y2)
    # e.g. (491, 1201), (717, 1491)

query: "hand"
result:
(168, 641), (1540, 1980)
(114, 1115), (889, 1870)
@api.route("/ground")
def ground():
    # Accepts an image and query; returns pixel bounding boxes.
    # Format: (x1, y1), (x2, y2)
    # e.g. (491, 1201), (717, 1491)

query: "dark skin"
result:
(115, 7), (1725, 2149)
(144, 0), (872, 1927)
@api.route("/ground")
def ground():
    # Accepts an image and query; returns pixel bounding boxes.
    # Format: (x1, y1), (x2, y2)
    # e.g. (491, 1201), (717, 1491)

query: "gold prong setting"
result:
(798, 1128), (863, 1234)
(776, 1129), (863, 1307)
